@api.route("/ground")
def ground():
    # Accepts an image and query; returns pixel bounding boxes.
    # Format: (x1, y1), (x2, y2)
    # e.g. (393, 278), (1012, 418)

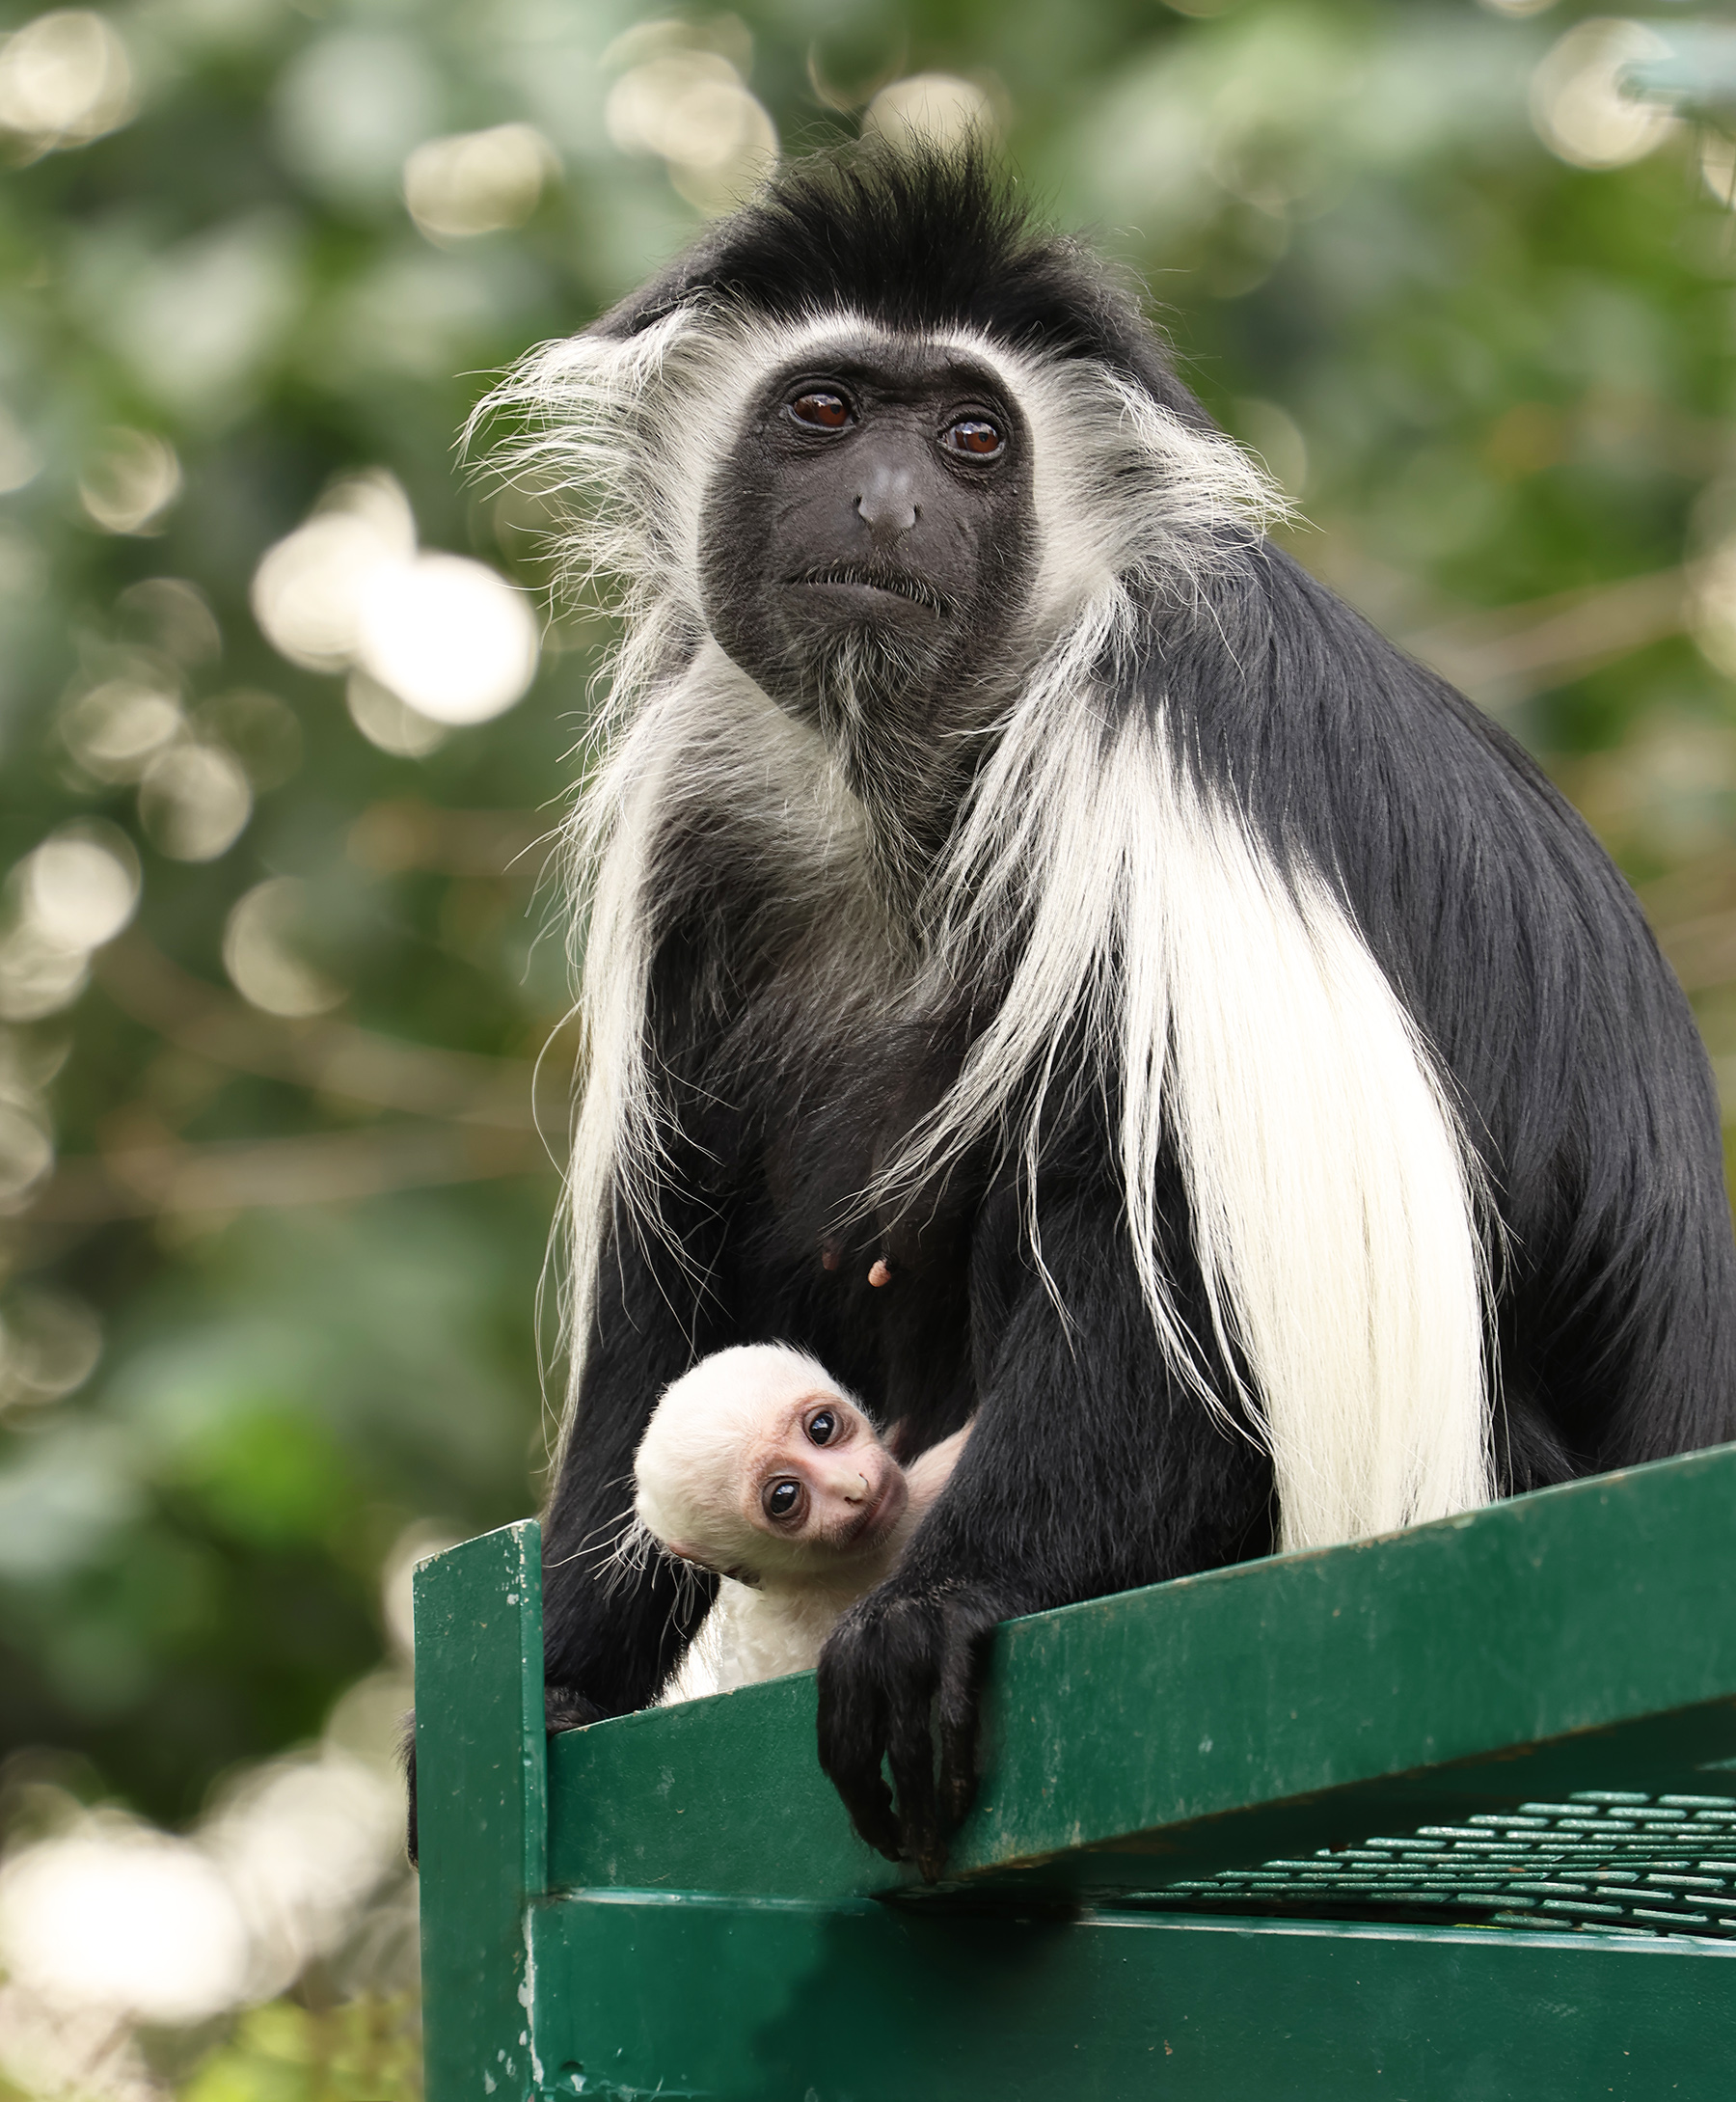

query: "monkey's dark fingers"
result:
(936, 1605), (992, 1836)
(545, 1683), (607, 1733)
(884, 1668), (944, 1883)
(822, 1745), (900, 1860)
(816, 1649), (901, 1861)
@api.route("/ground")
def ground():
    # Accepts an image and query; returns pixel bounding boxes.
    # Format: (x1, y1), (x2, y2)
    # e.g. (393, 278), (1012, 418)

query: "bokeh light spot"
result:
(59, 675), (184, 783)
(203, 1751), (402, 1998)
(606, 47), (776, 214)
(250, 472), (416, 671)
(0, 1096), (54, 1199)
(356, 554), (539, 726)
(78, 428), (181, 535)
(0, 821), (139, 1026)
(403, 123), (556, 241)
(116, 576), (223, 667)
(0, 1285), (102, 1408)
(345, 669), (449, 757)
(0, 1819), (250, 2023)
(139, 744), (253, 861)
(223, 878), (345, 1019)
(25, 826), (140, 949)
(1692, 540), (1736, 677)
(1531, 19), (1675, 171)
(254, 475), (537, 729)
(863, 73), (997, 153)
(0, 937), (86, 1025)
(0, 9), (136, 159)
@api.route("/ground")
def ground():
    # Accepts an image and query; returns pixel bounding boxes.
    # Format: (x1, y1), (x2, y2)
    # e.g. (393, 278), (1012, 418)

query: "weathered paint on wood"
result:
(528, 1891), (1736, 2102)
(416, 1520), (547, 2102)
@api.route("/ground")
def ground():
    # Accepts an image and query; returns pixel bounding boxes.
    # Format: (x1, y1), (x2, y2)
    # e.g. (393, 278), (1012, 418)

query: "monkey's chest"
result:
(718, 1050), (982, 1435)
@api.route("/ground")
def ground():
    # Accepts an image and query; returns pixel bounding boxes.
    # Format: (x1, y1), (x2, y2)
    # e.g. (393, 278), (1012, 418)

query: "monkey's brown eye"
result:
(790, 392), (853, 429)
(805, 1408), (839, 1446)
(763, 1479), (804, 1522)
(943, 418), (1004, 458)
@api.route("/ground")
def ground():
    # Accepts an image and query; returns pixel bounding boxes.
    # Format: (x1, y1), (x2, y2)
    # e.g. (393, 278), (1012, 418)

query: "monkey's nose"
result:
(830, 1470), (874, 1504)
(855, 464), (918, 541)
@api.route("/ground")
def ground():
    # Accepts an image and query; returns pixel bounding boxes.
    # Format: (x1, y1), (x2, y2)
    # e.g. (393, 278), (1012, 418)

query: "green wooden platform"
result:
(415, 1444), (1736, 2101)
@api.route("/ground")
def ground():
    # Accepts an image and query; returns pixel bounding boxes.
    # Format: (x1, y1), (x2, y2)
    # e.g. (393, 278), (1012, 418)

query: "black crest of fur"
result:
(594, 145), (1201, 418)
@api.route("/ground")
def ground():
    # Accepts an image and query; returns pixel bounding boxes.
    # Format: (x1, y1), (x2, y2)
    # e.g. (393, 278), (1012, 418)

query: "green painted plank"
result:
(549, 1669), (882, 1898)
(417, 1518), (547, 2102)
(547, 1445), (1736, 1902)
(527, 1889), (1736, 2102)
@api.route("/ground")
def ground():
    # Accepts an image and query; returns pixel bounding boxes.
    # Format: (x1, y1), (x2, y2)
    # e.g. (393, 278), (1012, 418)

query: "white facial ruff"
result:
(480, 300), (1494, 1547)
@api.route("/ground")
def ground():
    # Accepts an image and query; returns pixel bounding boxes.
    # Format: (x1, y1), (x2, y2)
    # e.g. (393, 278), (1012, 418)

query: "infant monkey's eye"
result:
(942, 418), (1004, 459)
(790, 391), (853, 430)
(804, 1408), (839, 1446)
(763, 1479), (803, 1522)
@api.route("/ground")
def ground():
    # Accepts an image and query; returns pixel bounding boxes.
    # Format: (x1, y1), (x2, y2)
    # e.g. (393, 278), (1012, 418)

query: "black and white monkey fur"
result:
(470, 150), (1736, 1879)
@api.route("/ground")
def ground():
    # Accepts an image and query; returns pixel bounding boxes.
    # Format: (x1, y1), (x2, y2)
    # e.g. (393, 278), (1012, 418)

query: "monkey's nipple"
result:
(868, 1257), (893, 1289)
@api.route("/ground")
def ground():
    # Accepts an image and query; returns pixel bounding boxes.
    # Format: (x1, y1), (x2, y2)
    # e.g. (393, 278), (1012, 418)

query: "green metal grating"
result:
(1137, 1791), (1736, 1939)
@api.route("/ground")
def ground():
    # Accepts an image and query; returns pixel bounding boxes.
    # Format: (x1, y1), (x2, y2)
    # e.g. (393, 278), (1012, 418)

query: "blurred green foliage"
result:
(1, 0), (1735, 2084)
(182, 1998), (420, 2102)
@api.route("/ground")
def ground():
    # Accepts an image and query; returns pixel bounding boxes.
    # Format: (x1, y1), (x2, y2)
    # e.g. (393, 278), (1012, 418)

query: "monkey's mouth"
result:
(844, 1468), (909, 1549)
(791, 563), (949, 615)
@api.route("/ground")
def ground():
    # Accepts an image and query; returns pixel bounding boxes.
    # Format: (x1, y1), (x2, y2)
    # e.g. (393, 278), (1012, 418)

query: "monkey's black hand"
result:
(816, 1579), (1010, 1883)
(545, 1683), (608, 1732)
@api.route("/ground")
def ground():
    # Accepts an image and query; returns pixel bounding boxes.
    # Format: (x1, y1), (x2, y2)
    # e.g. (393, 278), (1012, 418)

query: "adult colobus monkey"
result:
(483, 149), (1736, 1879)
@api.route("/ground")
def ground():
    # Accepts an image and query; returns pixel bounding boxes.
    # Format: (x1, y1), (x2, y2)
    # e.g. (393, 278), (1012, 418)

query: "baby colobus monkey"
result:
(439, 145), (1736, 1884)
(632, 1345), (968, 1697)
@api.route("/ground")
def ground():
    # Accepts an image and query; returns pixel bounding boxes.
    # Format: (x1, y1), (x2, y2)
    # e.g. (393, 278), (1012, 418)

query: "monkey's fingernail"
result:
(821, 1244), (840, 1271)
(868, 1259), (892, 1288)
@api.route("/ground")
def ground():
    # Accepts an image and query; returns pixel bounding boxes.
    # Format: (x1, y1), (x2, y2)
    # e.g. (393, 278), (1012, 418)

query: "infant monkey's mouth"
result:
(793, 562), (949, 614)
(844, 1469), (907, 1548)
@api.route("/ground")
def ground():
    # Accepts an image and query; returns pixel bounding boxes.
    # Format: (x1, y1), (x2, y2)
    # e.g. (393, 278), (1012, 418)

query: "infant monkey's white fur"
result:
(634, 1345), (968, 1699)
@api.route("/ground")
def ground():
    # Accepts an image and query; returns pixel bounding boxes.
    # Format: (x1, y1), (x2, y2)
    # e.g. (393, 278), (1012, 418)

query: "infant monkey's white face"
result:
(746, 1390), (909, 1573)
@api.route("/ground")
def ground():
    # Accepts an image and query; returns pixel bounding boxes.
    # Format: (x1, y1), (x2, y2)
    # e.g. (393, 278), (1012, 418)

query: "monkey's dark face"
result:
(700, 340), (1037, 752)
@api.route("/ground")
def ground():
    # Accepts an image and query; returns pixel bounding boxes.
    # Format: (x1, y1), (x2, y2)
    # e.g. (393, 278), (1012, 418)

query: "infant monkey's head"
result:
(635, 1345), (908, 1586)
